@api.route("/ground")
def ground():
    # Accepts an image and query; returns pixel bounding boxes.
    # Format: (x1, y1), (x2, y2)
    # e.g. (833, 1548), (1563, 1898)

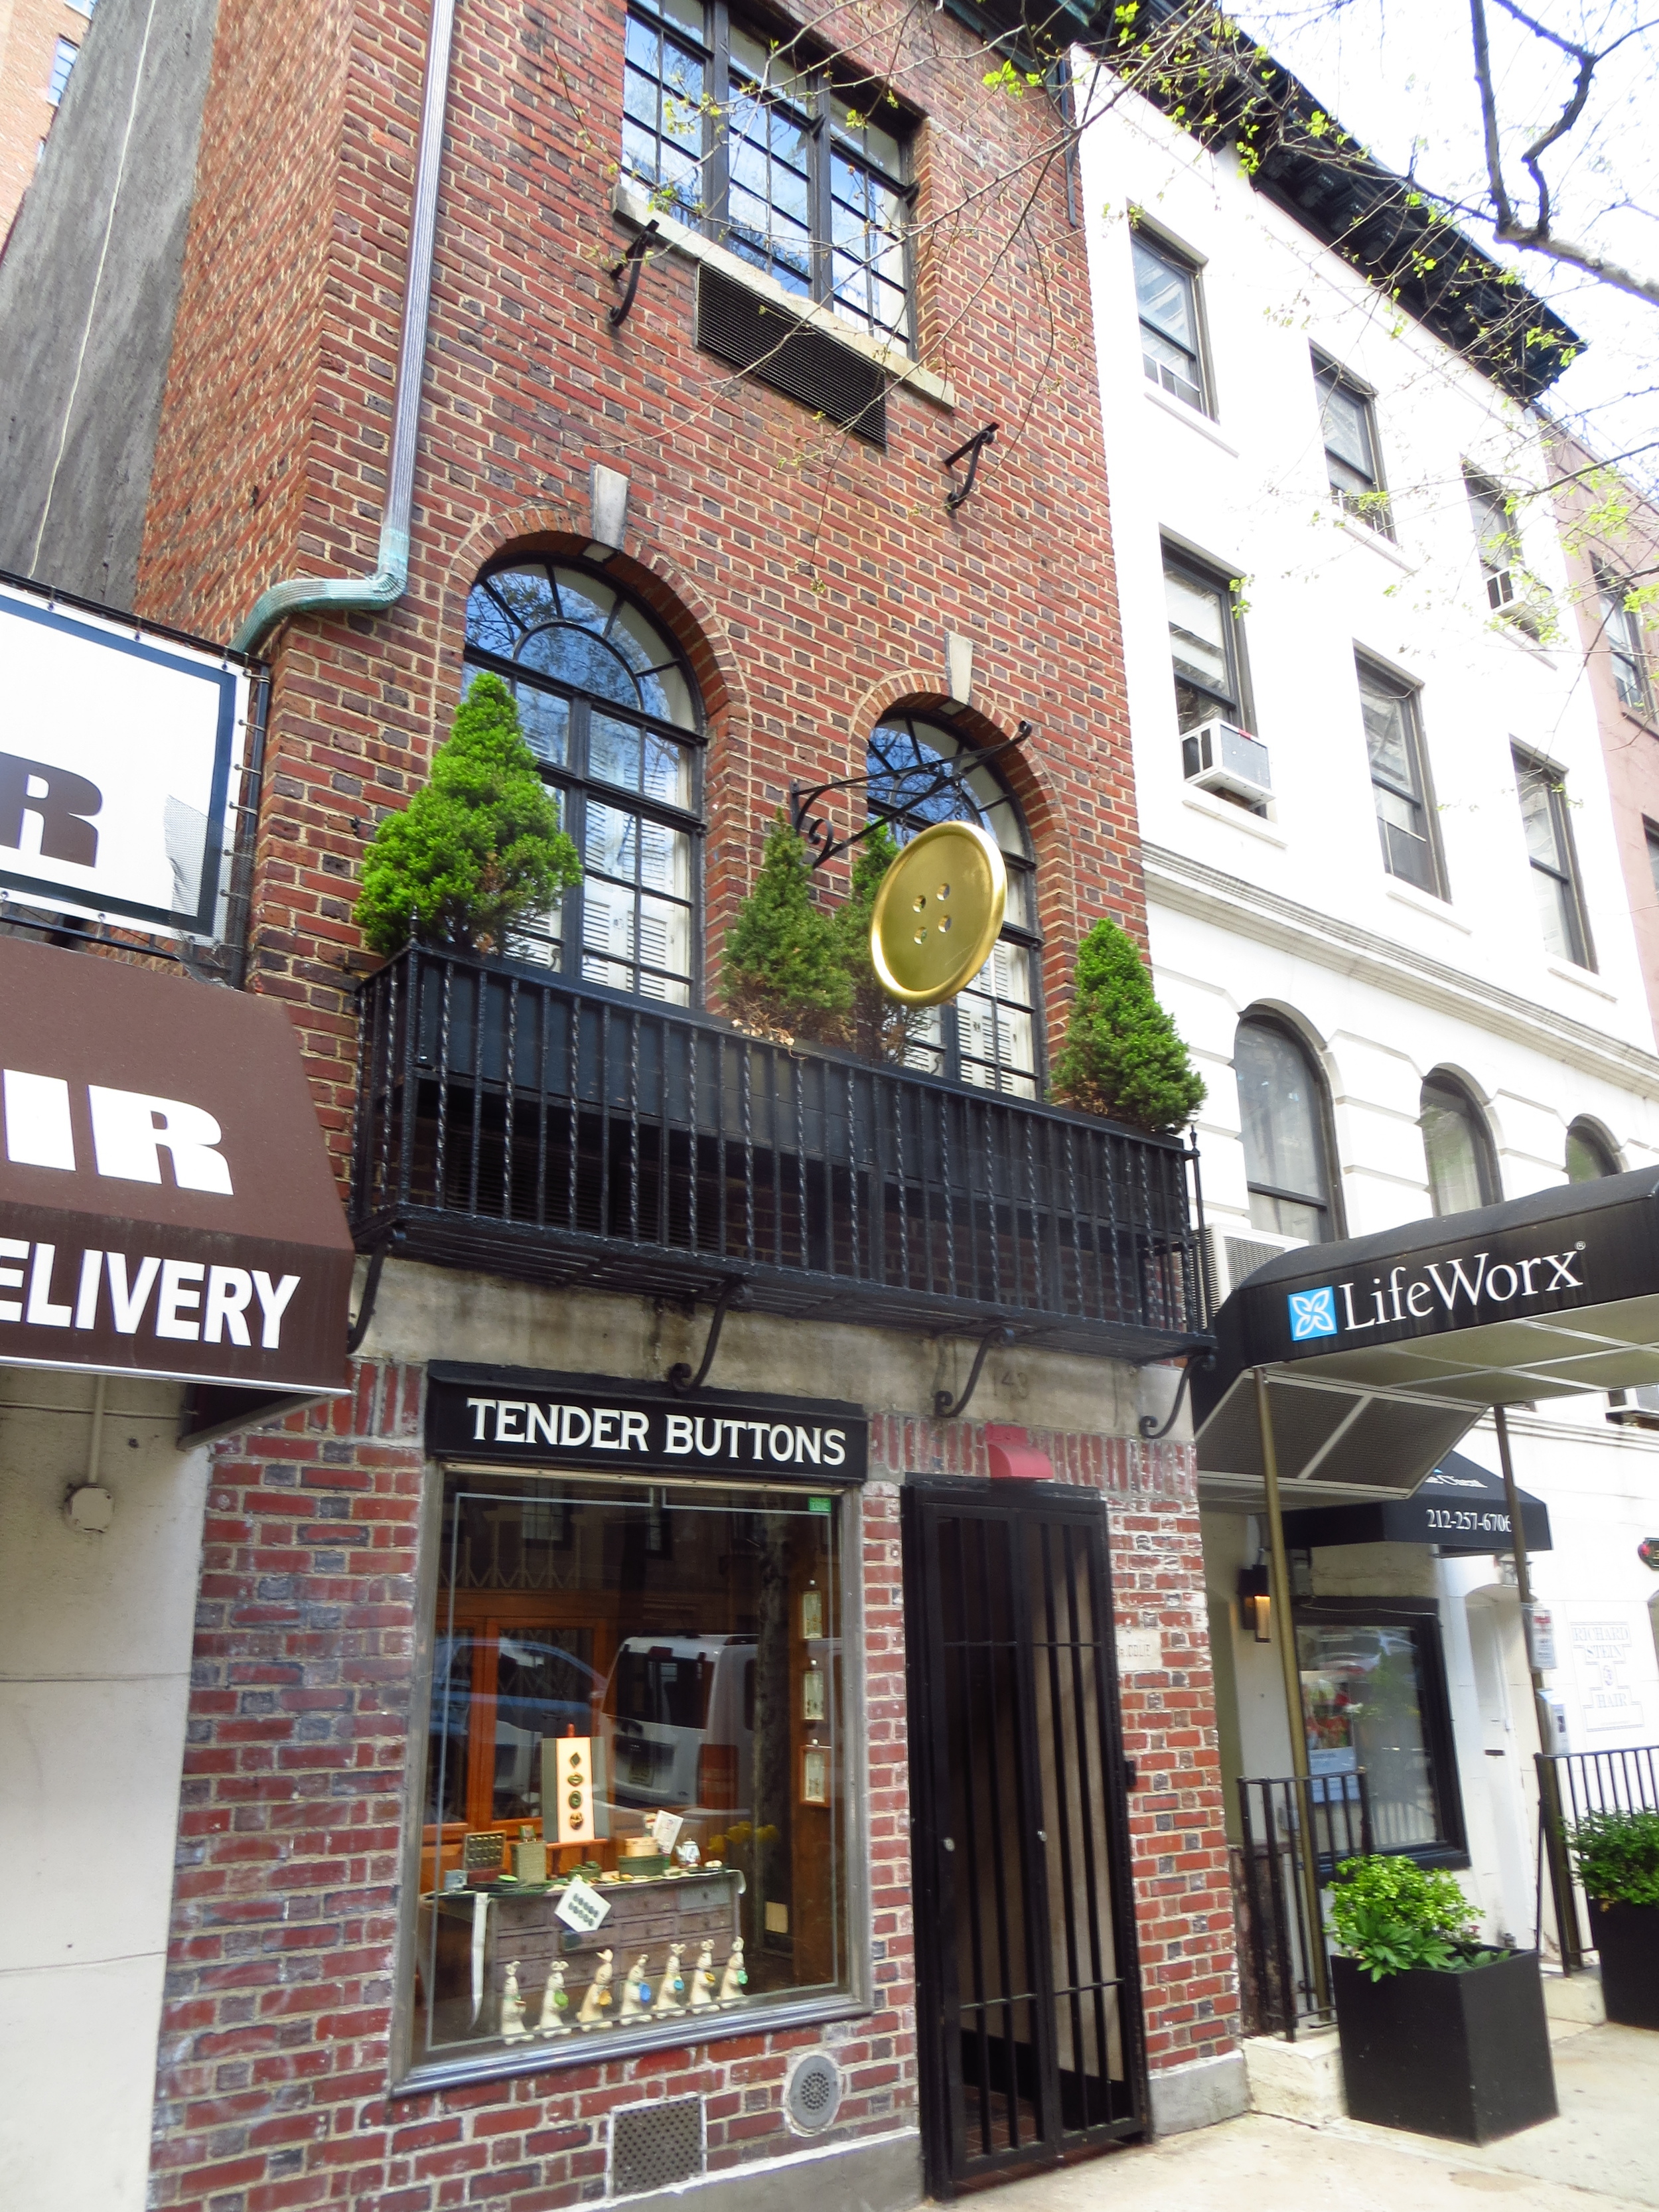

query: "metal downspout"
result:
(231, 0), (456, 656)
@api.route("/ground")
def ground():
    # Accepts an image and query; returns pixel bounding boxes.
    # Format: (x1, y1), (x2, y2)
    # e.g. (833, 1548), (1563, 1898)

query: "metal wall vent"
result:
(697, 265), (887, 446)
(784, 2050), (843, 2133)
(610, 2095), (706, 2199)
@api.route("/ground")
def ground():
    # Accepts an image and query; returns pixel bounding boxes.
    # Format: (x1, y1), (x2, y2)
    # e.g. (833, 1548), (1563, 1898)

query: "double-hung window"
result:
(1514, 750), (1593, 968)
(1356, 658), (1443, 896)
(1596, 563), (1652, 715)
(1163, 552), (1246, 735)
(1234, 1015), (1337, 1243)
(1133, 230), (1207, 411)
(47, 37), (78, 104)
(622, 0), (914, 349)
(1315, 358), (1390, 534)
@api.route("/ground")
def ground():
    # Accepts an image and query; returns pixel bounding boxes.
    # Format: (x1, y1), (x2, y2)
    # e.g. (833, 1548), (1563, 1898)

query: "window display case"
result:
(406, 1473), (851, 2072)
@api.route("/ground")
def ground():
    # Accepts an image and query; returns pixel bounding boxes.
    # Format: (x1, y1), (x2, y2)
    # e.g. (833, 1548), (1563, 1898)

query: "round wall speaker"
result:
(869, 819), (1006, 1007)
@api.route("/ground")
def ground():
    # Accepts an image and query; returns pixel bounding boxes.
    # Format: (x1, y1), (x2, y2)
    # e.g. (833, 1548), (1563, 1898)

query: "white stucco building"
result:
(1076, 52), (1659, 1960)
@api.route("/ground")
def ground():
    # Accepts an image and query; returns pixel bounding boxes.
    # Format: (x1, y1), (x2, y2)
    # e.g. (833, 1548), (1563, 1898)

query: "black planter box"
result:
(1588, 1900), (1659, 2030)
(1332, 1948), (1557, 2144)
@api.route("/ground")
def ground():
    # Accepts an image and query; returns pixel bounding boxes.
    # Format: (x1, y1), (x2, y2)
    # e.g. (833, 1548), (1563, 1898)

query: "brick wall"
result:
(132, 0), (1149, 1181)
(149, 1367), (1232, 2209)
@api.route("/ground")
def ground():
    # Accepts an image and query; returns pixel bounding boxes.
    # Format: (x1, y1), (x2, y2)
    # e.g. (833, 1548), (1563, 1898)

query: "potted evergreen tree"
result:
(1328, 1854), (1557, 2143)
(1048, 917), (1205, 1132)
(354, 672), (581, 955)
(721, 813), (852, 1045)
(1567, 1807), (1659, 2029)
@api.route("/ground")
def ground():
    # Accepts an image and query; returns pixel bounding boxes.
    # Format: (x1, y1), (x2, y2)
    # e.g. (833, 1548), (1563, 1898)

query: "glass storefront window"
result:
(409, 1475), (849, 2072)
(1296, 1605), (1465, 1860)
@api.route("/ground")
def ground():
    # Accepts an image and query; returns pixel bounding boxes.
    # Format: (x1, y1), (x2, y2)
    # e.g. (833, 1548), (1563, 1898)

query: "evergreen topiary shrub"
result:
(1048, 917), (1206, 1133)
(354, 673), (581, 956)
(830, 819), (926, 1063)
(721, 812), (852, 1043)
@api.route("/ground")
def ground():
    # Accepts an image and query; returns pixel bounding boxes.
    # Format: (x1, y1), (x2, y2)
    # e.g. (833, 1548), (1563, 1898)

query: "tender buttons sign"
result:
(0, 936), (354, 1390)
(0, 581), (250, 940)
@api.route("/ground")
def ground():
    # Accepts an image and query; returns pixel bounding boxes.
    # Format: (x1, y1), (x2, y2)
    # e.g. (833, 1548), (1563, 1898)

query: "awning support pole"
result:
(1494, 1404), (1577, 1966)
(1256, 1366), (1329, 2013)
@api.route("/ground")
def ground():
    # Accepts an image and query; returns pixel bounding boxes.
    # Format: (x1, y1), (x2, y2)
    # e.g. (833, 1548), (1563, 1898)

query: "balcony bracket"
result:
(1137, 1348), (1212, 1442)
(606, 220), (660, 329)
(943, 421), (999, 512)
(933, 1325), (1015, 1421)
(667, 1277), (752, 1395)
(346, 1226), (405, 1358)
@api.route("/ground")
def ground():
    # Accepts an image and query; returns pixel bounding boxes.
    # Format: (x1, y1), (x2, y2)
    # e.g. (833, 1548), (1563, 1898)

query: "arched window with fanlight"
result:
(864, 713), (1041, 1095)
(463, 560), (703, 1003)
(1420, 1073), (1499, 1217)
(1234, 1014), (1338, 1242)
(1567, 1118), (1620, 1182)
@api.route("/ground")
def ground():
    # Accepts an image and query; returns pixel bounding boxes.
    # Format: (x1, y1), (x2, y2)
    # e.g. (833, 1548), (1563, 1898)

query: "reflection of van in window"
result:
(604, 1635), (755, 1814)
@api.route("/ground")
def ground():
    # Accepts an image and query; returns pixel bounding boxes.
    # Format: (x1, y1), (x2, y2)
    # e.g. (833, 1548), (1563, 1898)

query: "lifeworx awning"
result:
(0, 935), (354, 1399)
(1281, 1451), (1552, 1554)
(1194, 1168), (1659, 1501)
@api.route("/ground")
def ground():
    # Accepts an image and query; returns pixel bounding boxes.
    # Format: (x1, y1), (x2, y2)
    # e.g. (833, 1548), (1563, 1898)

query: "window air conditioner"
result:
(1183, 717), (1272, 805)
(1206, 1224), (1308, 1305)
(1607, 1384), (1659, 1428)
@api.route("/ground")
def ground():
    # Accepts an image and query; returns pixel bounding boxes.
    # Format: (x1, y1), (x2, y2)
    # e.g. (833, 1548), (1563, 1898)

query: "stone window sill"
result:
(612, 180), (956, 411)
(1141, 380), (1239, 455)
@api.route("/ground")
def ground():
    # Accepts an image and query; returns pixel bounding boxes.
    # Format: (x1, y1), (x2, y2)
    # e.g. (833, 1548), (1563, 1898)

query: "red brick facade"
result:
(150, 1370), (1232, 2209)
(111, 0), (1238, 2199)
(133, 0), (1149, 1182)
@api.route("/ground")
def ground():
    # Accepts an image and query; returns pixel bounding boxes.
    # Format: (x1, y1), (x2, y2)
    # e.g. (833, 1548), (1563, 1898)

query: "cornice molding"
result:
(1143, 842), (1659, 1097)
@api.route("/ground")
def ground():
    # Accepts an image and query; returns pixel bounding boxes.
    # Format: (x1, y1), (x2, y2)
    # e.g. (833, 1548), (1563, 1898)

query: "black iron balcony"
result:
(350, 944), (1210, 1363)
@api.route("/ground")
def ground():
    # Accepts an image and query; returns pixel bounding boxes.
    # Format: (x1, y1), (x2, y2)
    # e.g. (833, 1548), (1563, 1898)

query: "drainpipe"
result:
(231, 0), (456, 656)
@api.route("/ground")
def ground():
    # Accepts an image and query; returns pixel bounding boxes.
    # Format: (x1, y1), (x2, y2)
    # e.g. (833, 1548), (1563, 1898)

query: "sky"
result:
(1230, 0), (1659, 492)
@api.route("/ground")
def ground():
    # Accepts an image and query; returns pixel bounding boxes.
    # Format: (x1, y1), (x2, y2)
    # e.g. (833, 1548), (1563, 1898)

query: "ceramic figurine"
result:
(718, 1938), (749, 2006)
(687, 1939), (717, 2013)
(536, 1960), (571, 2036)
(500, 1960), (530, 2041)
(618, 1953), (654, 2024)
(652, 1943), (687, 2016)
(577, 1949), (614, 2029)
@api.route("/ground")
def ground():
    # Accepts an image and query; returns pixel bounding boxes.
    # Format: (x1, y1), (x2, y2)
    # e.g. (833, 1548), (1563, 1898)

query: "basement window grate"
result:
(610, 2095), (706, 2199)
(697, 265), (887, 446)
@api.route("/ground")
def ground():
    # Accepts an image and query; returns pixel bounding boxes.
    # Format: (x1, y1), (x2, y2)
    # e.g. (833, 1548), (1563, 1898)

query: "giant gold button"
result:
(869, 820), (1007, 1007)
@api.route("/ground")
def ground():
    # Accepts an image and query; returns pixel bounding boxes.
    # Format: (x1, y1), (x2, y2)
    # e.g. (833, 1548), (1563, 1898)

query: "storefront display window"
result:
(407, 1473), (851, 2073)
(1295, 1599), (1466, 1863)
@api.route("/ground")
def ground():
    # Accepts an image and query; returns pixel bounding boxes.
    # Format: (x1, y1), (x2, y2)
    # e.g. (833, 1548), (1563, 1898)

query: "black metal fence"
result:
(350, 944), (1208, 1359)
(1537, 1745), (1659, 1972)
(1234, 1771), (1373, 2039)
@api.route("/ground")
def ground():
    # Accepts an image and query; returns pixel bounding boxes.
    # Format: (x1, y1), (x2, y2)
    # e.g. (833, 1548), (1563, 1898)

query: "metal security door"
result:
(906, 1481), (1146, 2197)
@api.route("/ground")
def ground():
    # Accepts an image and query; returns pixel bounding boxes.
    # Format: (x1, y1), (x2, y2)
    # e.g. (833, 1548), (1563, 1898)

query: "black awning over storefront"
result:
(1194, 1169), (1659, 1497)
(1281, 1451), (1552, 1554)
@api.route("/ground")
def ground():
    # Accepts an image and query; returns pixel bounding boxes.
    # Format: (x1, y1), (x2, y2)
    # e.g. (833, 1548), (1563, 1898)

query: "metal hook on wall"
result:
(607, 220), (660, 329)
(942, 421), (999, 512)
(668, 1277), (751, 1394)
(934, 1324), (1015, 1420)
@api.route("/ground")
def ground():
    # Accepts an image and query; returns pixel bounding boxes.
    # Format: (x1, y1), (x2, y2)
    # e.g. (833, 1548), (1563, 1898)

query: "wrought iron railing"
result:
(1537, 1744), (1659, 1972)
(350, 944), (1208, 1359)
(1234, 1770), (1373, 2039)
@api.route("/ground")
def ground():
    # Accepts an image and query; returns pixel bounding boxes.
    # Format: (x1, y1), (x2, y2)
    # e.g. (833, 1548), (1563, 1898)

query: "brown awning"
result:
(0, 937), (354, 1392)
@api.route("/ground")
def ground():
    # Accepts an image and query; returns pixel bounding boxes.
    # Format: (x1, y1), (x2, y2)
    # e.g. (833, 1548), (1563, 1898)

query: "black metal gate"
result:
(905, 1480), (1147, 2197)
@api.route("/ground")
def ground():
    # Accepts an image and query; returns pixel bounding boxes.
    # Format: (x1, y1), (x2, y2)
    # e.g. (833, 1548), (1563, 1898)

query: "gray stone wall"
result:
(0, 0), (216, 607)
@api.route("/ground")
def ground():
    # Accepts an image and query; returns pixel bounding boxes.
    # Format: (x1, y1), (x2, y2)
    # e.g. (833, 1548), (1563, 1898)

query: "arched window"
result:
(865, 713), (1041, 1094)
(464, 559), (702, 1003)
(1420, 1074), (1499, 1216)
(1566, 1119), (1619, 1181)
(1234, 1015), (1337, 1242)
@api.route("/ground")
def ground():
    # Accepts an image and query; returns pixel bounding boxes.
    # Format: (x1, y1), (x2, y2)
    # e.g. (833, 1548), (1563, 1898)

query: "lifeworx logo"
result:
(1286, 1244), (1587, 1343)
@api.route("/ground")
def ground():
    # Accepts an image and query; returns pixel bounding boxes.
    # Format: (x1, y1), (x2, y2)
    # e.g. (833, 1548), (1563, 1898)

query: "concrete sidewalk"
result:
(974, 2024), (1659, 2212)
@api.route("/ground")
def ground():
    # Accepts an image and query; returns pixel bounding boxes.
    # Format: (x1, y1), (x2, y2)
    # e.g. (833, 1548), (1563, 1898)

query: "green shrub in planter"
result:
(1048, 918), (1205, 1133)
(830, 819), (928, 1063)
(1327, 1855), (1555, 2143)
(355, 673), (581, 955)
(1567, 1807), (1659, 2029)
(722, 812), (851, 1045)
(1328, 1852), (1481, 1978)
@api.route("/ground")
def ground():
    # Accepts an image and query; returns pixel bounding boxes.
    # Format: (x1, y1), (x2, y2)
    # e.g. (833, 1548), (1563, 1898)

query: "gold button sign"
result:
(870, 820), (1007, 1007)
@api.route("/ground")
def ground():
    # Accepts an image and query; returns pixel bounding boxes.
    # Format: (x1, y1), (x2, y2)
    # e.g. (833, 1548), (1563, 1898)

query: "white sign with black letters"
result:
(0, 581), (250, 942)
